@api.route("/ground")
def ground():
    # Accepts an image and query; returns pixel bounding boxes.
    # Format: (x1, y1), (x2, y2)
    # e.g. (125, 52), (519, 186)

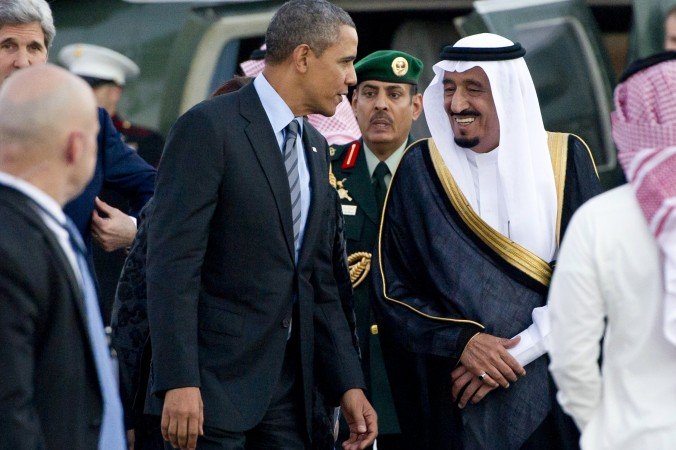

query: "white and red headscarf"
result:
(240, 45), (361, 145)
(612, 57), (676, 345)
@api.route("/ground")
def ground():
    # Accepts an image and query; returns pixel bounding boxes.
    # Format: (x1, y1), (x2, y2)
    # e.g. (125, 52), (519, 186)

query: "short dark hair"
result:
(265, 0), (355, 65)
(0, 0), (55, 49)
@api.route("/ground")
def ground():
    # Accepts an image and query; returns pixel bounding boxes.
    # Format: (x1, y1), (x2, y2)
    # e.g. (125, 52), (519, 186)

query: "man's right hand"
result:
(161, 387), (204, 450)
(459, 333), (525, 388)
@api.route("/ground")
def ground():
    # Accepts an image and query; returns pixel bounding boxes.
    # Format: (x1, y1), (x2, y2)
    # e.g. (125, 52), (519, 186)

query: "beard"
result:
(454, 136), (480, 149)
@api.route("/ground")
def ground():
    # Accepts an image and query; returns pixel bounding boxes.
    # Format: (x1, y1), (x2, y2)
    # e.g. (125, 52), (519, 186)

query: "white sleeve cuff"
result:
(507, 306), (550, 366)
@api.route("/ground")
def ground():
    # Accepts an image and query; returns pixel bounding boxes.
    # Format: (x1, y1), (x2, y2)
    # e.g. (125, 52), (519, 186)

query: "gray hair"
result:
(0, 0), (56, 49)
(265, 0), (355, 64)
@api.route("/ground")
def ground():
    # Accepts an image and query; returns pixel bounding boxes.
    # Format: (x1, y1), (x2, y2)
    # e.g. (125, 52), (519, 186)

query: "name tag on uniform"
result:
(341, 204), (357, 216)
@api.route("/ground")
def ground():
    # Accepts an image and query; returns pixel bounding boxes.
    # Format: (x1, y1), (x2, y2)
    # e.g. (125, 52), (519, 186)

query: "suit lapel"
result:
(239, 84), (295, 262)
(0, 186), (90, 331)
(297, 122), (325, 264)
(343, 142), (378, 225)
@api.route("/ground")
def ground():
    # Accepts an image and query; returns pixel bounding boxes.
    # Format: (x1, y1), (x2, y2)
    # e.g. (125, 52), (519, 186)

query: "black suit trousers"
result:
(187, 306), (308, 450)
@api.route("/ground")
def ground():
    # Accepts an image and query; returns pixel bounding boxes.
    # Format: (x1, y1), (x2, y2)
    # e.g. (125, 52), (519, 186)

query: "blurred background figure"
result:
(59, 43), (165, 168)
(549, 52), (676, 450)
(0, 0), (156, 327)
(665, 6), (676, 50)
(56, 42), (158, 323)
(239, 44), (361, 145)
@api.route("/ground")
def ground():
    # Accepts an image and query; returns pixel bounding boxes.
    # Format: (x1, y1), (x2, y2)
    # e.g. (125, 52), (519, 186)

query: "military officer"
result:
(58, 43), (164, 167)
(329, 49), (423, 449)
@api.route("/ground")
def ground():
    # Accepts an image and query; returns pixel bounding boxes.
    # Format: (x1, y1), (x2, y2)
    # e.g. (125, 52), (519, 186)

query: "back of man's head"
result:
(265, 0), (354, 65)
(612, 55), (676, 165)
(0, 64), (98, 202)
(0, 0), (55, 49)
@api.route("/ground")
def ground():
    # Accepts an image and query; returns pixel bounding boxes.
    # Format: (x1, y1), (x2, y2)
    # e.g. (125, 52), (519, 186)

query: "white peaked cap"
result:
(58, 43), (140, 86)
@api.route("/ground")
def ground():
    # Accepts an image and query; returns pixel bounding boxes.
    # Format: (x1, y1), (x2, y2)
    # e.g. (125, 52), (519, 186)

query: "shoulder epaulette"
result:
(341, 140), (361, 170)
(329, 140), (353, 162)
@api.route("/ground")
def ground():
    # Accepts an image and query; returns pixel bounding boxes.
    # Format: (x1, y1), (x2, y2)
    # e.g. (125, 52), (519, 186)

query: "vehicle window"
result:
(514, 17), (614, 170)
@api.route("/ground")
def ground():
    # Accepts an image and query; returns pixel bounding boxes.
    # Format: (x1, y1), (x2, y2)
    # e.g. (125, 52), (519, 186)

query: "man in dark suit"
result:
(146, 1), (377, 449)
(329, 50), (423, 449)
(0, 0), (156, 321)
(65, 104), (155, 321)
(0, 64), (126, 449)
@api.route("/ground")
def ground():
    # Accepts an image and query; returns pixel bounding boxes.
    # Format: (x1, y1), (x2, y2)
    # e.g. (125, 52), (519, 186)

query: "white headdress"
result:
(423, 33), (557, 261)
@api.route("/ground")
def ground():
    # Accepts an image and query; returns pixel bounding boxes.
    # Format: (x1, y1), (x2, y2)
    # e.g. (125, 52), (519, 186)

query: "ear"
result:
(292, 44), (311, 74)
(411, 92), (423, 121)
(351, 84), (360, 112)
(64, 131), (84, 166)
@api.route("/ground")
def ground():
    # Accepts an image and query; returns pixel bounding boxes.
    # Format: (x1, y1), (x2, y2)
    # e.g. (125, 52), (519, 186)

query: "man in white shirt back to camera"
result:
(549, 52), (676, 449)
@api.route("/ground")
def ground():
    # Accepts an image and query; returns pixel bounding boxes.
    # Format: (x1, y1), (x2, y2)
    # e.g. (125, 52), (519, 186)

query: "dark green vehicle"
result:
(51, 0), (634, 187)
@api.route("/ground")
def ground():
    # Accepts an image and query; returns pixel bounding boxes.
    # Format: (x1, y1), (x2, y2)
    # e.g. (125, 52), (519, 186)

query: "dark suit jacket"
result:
(64, 107), (156, 247)
(146, 82), (365, 435)
(64, 107), (155, 324)
(0, 186), (103, 450)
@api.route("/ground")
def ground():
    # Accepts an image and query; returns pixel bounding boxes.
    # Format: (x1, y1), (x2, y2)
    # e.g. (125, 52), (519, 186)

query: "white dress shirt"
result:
(549, 185), (676, 449)
(463, 149), (549, 367)
(253, 73), (310, 261)
(363, 140), (407, 187)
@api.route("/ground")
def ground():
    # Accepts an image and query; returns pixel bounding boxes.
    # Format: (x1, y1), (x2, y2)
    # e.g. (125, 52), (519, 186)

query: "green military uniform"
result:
(329, 135), (414, 435)
(329, 49), (423, 441)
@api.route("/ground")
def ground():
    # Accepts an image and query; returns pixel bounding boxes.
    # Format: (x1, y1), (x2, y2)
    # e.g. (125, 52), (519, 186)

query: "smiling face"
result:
(352, 80), (422, 157)
(0, 22), (48, 85)
(303, 25), (358, 117)
(443, 66), (500, 153)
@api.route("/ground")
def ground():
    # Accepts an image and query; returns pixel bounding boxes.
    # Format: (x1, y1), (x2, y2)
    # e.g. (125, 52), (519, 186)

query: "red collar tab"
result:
(341, 141), (361, 170)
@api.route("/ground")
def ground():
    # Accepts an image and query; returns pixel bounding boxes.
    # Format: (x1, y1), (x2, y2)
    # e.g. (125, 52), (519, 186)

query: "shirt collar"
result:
(363, 139), (408, 178)
(253, 73), (304, 138)
(0, 171), (67, 225)
(464, 146), (499, 166)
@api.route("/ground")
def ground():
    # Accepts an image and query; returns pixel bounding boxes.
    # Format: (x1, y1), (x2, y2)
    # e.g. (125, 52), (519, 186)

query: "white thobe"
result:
(549, 185), (676, 449)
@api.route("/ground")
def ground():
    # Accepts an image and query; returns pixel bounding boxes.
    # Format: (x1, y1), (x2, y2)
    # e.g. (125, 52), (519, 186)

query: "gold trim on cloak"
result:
(374, 133), (582, 327)
(570, 133), (600, 179)
(376, 138), (485, 329)
(547, 132), (569, 246)
(428, 139), (556, 287)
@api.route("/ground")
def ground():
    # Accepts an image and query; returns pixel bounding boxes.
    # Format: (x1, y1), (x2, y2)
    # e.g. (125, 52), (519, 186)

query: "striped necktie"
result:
(284, 119), (301, 255)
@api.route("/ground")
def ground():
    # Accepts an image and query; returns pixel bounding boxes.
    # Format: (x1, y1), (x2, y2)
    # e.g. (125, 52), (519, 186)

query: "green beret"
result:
(354, 50), (423, 85)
